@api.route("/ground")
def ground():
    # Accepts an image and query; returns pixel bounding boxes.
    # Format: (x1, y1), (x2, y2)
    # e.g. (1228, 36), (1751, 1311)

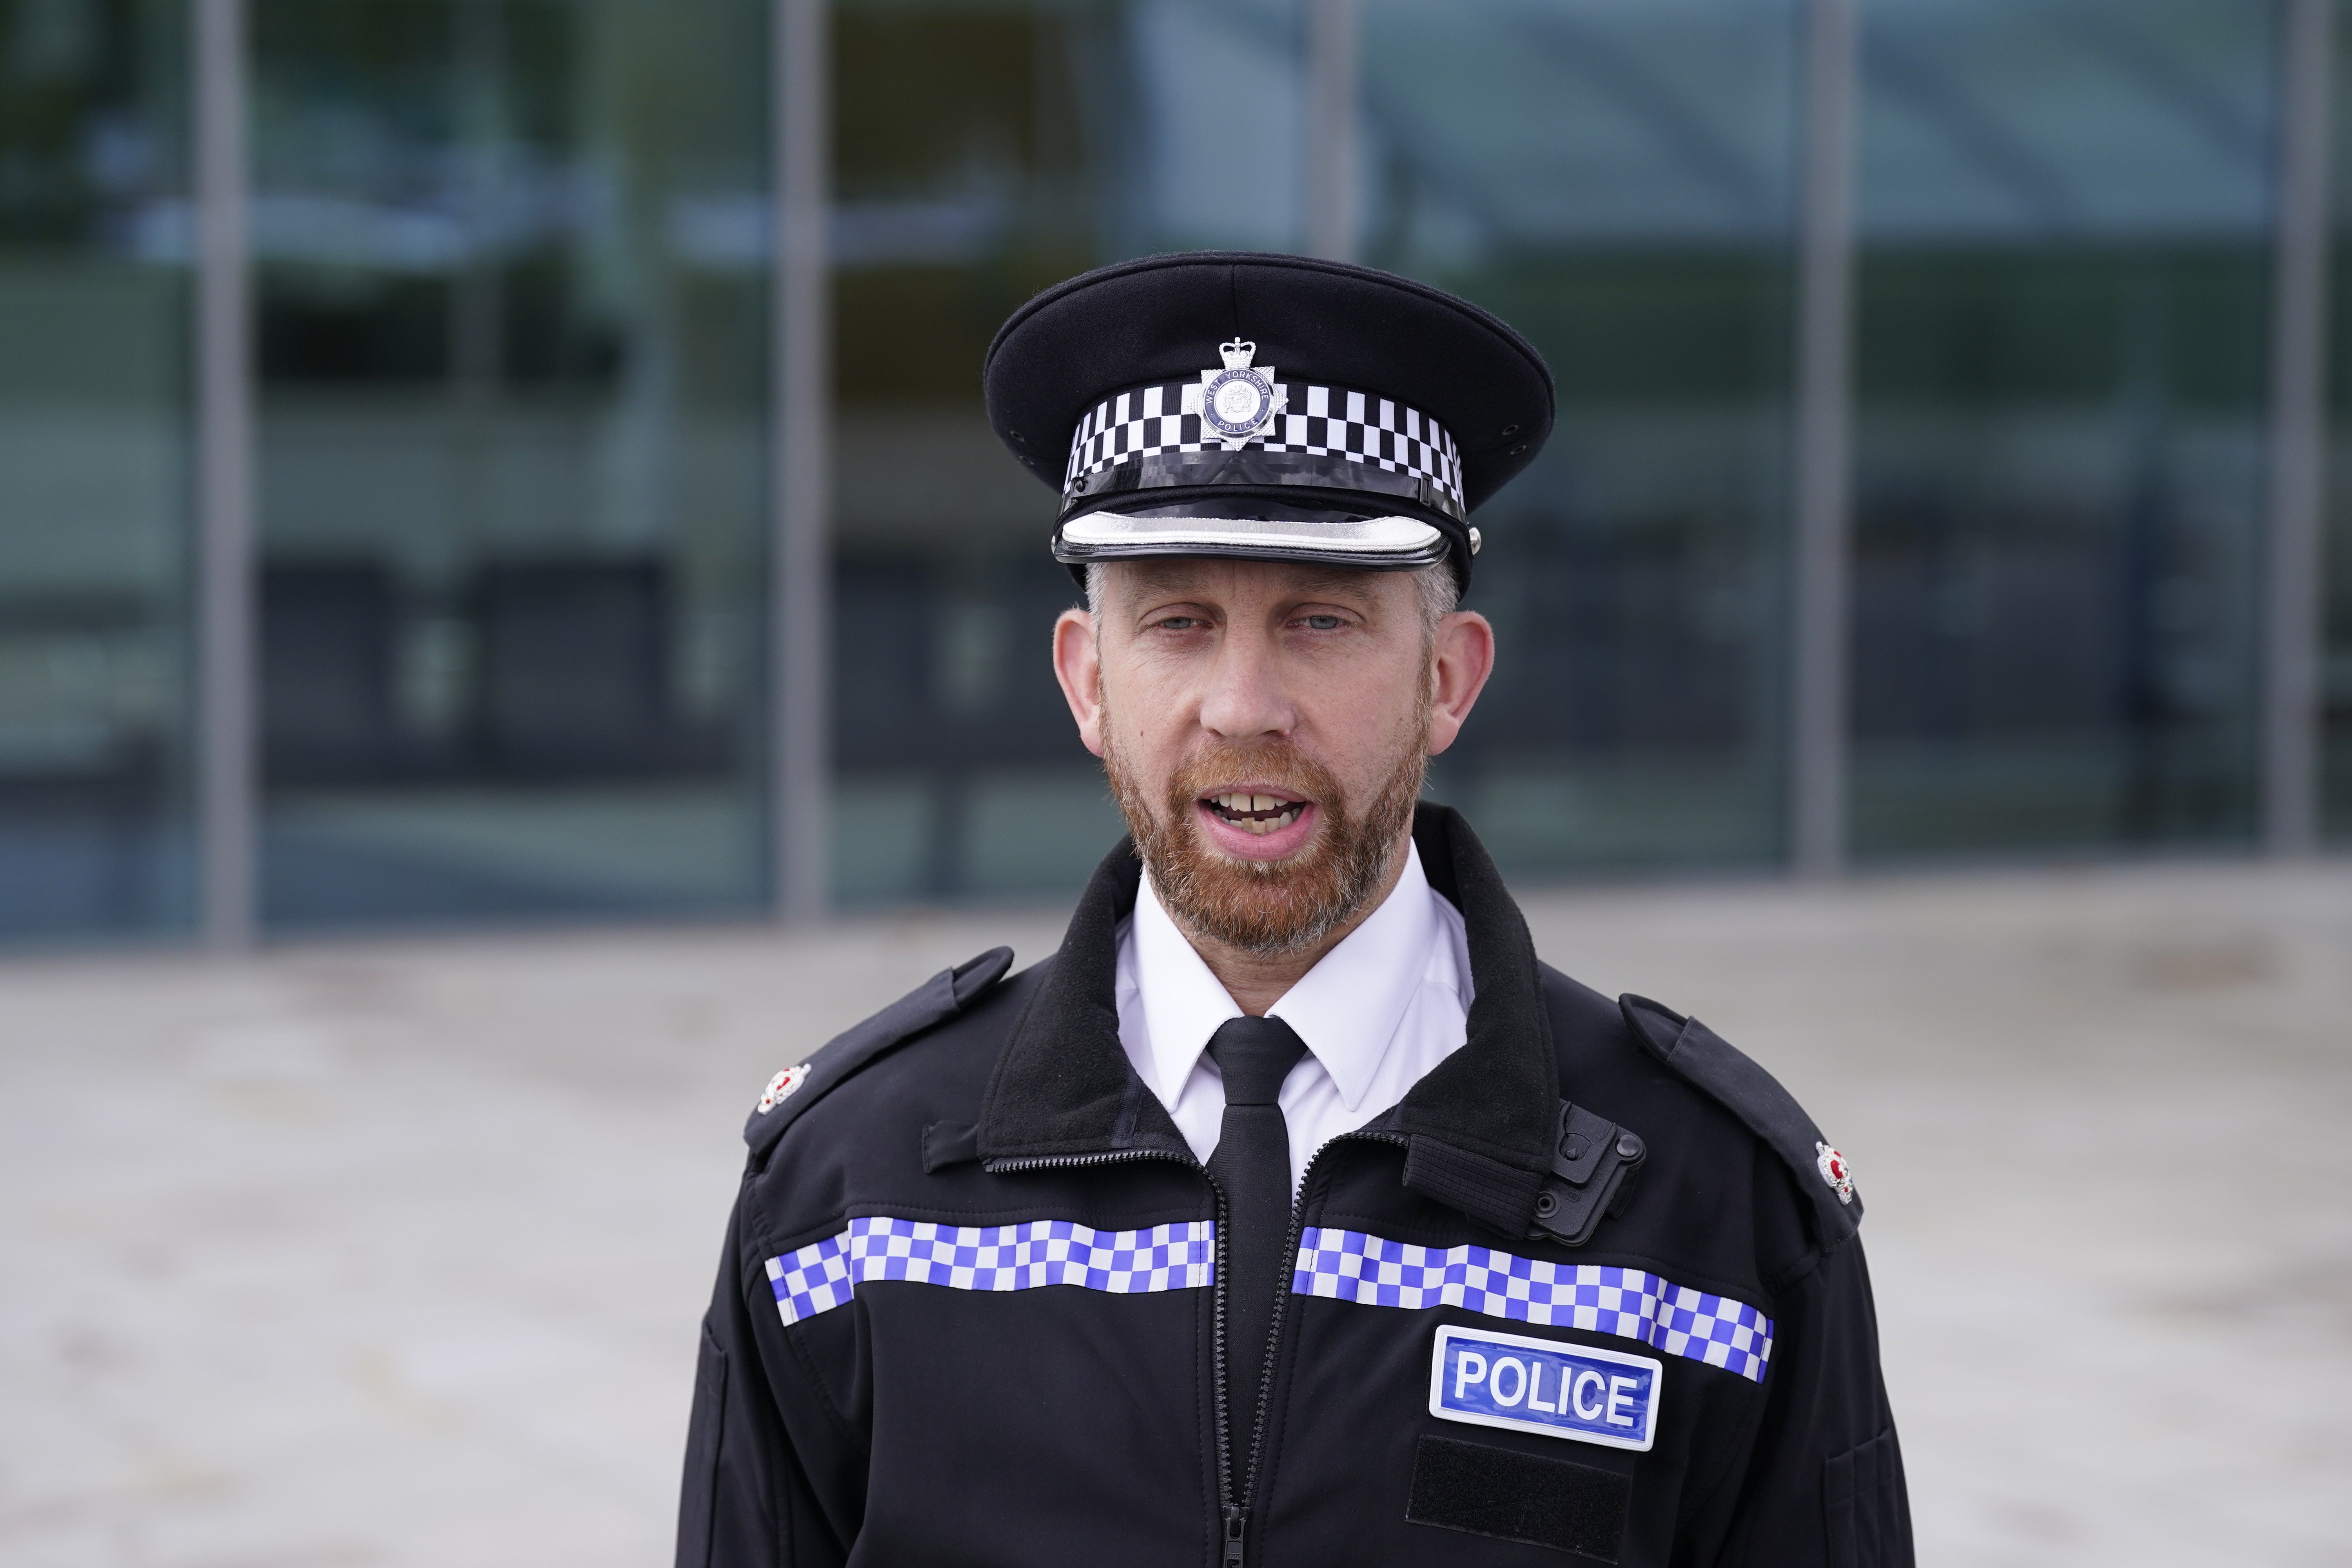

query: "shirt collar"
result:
(1129, 842), (1445, 1113)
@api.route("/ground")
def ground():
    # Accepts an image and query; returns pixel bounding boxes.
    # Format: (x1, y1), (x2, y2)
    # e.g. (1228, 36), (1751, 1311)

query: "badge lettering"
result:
(1429, 1325), (1661, 1452)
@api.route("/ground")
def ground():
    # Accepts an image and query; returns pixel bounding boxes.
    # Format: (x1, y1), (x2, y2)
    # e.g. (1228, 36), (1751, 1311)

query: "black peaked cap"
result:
(984, 250), (1555, 525)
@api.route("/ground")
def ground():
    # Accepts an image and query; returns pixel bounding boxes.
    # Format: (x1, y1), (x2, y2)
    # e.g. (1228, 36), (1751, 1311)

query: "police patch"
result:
(1815, 1141), (1855, 1205)
(757, 1063), (811, 1114)
(1428, 1325), (1661, 1453)
(1180, 338), (1286, 448)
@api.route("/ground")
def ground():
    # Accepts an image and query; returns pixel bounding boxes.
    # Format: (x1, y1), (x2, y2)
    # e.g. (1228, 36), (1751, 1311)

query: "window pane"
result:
(252, 0), (769, 929)
(1852, 0), (2274, 857)
(2328, 2), (2352, 844)
(829, 0), (1302, 905)
(1363, 0), (1800, 874)
(0, 0), (194, 940)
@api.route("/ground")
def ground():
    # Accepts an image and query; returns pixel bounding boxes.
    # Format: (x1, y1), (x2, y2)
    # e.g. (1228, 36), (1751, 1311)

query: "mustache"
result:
(1169, 738), (1336, 807)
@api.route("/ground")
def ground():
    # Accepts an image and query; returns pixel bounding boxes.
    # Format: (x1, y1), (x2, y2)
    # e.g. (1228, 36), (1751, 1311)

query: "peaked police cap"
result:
(983, 251), (1554, 586)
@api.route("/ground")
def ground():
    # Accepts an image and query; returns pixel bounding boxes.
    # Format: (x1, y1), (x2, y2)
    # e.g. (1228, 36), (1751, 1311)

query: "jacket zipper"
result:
(989, 1128), (1410, 1568)
(985, 1144), (1246, 1553)
(982, 1150), (1183, 1177)
(1228, 1127), (1408, 1566)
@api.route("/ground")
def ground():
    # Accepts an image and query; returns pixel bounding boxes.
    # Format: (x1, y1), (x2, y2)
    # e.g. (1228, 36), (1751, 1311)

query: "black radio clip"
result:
(1528, 1100), (1647, 1247)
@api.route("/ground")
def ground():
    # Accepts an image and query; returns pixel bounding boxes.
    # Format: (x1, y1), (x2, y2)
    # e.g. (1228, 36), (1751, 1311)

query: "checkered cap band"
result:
(1292, 1227), (1775, 1383)
(766, 1216), (1216, 1327)
(1063, 382), (1464, 514)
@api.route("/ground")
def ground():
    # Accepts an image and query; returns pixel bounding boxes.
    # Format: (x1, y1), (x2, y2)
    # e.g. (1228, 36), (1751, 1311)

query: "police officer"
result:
(678, 252), (1912, 1566)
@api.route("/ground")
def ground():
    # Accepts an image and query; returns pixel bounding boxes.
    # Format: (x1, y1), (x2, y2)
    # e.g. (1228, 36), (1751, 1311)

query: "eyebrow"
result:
(1282, 568), (1380, 599)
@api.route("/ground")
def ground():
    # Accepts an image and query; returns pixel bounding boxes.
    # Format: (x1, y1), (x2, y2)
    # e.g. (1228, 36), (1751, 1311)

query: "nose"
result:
(1195, 619), (1296, 742)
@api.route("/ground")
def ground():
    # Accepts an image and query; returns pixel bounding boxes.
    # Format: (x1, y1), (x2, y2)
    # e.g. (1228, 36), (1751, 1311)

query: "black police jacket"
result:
(679, 806), (1911, 1567)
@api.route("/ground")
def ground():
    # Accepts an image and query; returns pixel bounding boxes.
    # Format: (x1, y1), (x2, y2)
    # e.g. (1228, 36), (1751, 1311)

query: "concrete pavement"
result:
(3, 857), (2348, 1566)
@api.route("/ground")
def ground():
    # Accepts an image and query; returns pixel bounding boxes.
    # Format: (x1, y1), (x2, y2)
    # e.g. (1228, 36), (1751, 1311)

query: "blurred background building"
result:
(1, 0), (2347, 947)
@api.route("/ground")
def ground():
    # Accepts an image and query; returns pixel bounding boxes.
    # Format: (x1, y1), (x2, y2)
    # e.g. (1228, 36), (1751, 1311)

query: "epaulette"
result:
(743, 946), (1017, 1160)
(1619, 993), (1862, 1249)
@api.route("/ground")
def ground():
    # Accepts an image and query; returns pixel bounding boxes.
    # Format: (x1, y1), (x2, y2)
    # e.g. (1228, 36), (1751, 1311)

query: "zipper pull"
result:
(1222, 1503), (1246, 1566)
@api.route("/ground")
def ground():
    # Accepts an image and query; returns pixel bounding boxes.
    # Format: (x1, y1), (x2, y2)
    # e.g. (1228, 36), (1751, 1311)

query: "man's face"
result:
(1052, 558), (1494, 957)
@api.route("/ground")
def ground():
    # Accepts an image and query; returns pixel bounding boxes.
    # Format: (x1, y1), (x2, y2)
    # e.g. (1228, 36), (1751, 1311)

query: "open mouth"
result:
(1203, 791), (1308, 837)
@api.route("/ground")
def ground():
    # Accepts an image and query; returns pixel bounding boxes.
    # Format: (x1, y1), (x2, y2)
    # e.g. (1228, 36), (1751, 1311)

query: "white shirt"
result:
(1114, 842), (1474, 1192)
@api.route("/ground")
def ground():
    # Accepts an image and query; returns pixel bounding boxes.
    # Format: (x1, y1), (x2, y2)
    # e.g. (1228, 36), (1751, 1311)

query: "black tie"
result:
(1205, 1014), (1310, 1436)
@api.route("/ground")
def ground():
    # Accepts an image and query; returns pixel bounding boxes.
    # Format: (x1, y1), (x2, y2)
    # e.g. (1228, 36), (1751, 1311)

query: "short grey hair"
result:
(1083, 560), (1461, 632)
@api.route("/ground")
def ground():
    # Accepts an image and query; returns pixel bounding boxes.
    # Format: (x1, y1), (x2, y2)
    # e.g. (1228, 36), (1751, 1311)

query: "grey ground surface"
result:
(4, 858), (2347, 1567)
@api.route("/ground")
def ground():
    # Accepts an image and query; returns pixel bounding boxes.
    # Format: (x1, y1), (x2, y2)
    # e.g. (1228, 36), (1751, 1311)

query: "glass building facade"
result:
(1852, 0), (2277, 856)
(250, 0), (771, 926)
(1, 0), (194, 940)
(0, 0), (2344, 946)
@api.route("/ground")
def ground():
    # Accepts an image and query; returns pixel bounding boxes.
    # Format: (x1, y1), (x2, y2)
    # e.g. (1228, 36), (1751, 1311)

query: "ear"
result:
(1052, 606), (1107, 758)
(1425, 610), (1495, 757)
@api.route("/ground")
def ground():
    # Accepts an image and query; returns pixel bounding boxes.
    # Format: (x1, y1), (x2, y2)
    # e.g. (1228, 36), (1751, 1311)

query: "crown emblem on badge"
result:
(1181, 338), (1286, 449)
(1814, 1141), (1855, 1205)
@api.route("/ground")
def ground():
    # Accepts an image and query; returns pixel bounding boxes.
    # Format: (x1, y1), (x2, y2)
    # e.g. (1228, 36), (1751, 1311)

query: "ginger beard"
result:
(1100, 680), (1432, 958)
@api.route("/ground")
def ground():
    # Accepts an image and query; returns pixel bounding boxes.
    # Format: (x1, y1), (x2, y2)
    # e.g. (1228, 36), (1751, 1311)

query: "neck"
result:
(1170, 829), (1415, 1016)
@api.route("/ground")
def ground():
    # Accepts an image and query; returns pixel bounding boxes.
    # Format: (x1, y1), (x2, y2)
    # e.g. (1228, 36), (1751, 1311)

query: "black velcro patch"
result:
(1403, 1134), (1544, 1236)
(1405, 1434), (1630, 1561)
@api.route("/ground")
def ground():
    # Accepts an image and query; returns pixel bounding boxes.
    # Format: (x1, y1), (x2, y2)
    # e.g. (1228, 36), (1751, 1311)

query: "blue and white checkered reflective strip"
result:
(1062, 381), (1464, 508)
(766, 1216), (1216, 1327)
(1292, 1227), (1774, 1384)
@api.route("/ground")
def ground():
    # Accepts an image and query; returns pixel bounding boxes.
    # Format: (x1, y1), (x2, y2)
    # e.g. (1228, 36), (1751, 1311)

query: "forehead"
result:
(1101, 557), (1403, 608)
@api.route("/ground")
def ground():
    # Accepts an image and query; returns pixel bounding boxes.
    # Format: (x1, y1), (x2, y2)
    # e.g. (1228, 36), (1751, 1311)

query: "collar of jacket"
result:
(977, 802), (1558, 1178)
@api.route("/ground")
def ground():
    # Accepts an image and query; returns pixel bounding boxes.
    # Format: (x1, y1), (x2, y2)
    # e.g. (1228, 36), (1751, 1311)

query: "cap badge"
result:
(1181, 338), (1287, 449)
(757, 1062), (813, 1114)
(1814, 1141), (1855, 1205)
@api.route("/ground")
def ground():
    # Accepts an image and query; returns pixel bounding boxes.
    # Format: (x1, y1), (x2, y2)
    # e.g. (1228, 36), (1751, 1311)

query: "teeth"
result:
(1206, 792), (1304, 834)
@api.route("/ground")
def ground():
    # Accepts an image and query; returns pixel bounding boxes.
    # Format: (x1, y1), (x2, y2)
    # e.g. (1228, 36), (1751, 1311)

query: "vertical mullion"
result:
(2263, 0), (2334, 857)
(773, 0), (833, 918)
(1305, 0), (1361, 262)
(195, 0), (256, 947)
(1789, 0), (1859, 878)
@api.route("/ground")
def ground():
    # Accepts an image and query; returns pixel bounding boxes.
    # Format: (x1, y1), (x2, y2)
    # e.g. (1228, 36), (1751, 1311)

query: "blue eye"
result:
(1300, 614), (1343, 631)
